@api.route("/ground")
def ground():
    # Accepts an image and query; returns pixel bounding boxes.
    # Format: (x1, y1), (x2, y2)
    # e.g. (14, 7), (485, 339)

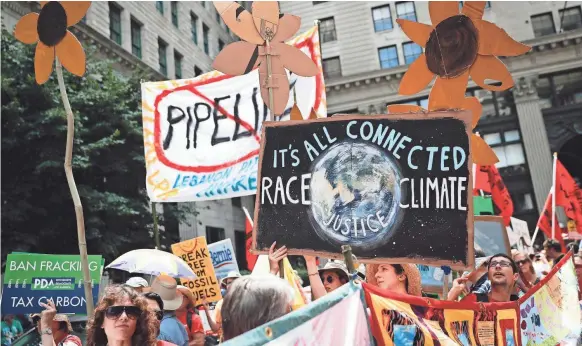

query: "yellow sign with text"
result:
(171, 237), (222, 305)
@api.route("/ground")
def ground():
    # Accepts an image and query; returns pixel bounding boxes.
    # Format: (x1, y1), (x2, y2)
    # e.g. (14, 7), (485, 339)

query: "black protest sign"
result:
(253, 112), (475, 269)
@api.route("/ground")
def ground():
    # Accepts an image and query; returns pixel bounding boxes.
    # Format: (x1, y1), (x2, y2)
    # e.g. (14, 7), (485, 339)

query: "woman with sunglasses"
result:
(513, 251), (540, 294)
(86, 285), (158, 346)
(143, 292), (177, 346)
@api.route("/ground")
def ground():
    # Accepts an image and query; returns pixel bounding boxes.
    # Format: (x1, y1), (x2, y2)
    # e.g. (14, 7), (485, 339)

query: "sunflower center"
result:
(425, 15), (478, 78)
(37, 1), (68, 47)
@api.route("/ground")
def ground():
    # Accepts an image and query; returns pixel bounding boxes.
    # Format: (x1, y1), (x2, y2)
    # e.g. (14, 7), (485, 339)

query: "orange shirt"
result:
(176, 309), (205, 340)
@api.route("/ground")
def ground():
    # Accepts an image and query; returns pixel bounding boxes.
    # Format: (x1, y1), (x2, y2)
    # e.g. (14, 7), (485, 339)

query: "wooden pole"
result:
(55, 58), (94, 316)
(152, 202), (160, 249)
(341, 245), (356, 275)
(265, 38), (275, 122)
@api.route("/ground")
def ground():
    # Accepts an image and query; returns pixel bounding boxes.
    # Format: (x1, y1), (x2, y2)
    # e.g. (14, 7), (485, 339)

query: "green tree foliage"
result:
(1, 30), (190, 266)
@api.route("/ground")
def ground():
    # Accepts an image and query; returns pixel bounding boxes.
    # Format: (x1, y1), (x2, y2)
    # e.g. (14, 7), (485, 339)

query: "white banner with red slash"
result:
(141, 26), (326, 202)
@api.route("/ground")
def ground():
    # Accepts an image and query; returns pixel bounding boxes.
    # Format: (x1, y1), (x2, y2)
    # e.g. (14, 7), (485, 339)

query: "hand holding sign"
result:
(268, 242), (288, 275)
(39, 299), (57, 329)
(448, 277), (470, 300)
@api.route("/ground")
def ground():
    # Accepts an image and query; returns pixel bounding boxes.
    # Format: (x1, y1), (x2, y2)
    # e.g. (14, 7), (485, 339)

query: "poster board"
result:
(207, 239), (240, 281)
(508, 217), (533, 254)
(417, 265), (453, 293)
(253, 111), (474, 270)
(141, 26), (325, 203)
(1, 254), (103, 314)
(171, 237), (222, 304)
(474, 215), (511, 257)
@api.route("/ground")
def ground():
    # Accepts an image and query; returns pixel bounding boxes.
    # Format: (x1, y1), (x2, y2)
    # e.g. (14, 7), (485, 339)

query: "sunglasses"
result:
(515, 259), (530, 266)
(324, 275), (336, 284)
(152, 310), (163, 321)
(105, 306), (141, 320)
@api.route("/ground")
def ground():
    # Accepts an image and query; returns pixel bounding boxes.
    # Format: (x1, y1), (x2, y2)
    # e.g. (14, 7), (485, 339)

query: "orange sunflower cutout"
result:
(14, 1), (90, 85)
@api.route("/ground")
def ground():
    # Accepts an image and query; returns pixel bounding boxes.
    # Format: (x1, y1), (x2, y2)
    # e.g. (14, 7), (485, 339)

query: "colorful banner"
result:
(222, 282), (370, 345)
(519, 252), (581, 345)
(171, 237), (222, 304)
(141, 26), (326, 202)
(364, 282), (520, 346)
(207, 239), (239, 282)
(1, 253), (103, 314)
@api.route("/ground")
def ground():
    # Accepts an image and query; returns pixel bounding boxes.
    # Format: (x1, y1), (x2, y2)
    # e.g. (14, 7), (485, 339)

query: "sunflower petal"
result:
(397, 19), (432, 47)
(429, 1), (459, 26)
(428, 71), (470, 110)
(35, 42), (55, 84)
(472, 134), (499, 165)
(61, 1), (91, 26)
(469, 55), (514, 91)
(14, 13), (39, 44)
(56, 31), (86, 77)
(399, 54), (435, 95)
(461, 96), (482, 129)
(214, 1), (264, 45)
(213, 41), (259, 75)
(474, 19), (531, 56)
(387, 104), (425, 113)
(252, 1), (280, 40)
(273, 14), (300, 42)
(461, 1), (486, 20)
(273, 42), (318, 77)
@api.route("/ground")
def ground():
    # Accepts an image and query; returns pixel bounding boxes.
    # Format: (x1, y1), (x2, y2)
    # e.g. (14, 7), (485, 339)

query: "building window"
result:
(158, 39), (168, 76)
(319, 17), (337, 43)
(156, 1), (164, 14)
(403, 42), (422, 64)
(372, 5), (393, 32)
(378, 45), (399, 69)
(174, 51), (182, 79)
(206, 226), (225, 244)
(513, 193), (535, 212)
(171, 1), (179, 27)
(130, 18), (142, 59)
(232, 197), (242, 208)
(194, 66), (202, 77)
(203, 24), (210, 54)
(322, 57), (341, 78)
(531, 12), (556, 37)
(483, 130), (526, 168)
(218, 39), (224, 52)
(109, 3), (122, 45)
(396, 2), (417, 22)
(459, 1), (491, 11)
(466, 88), (516, 120)
(190, 13), (198, 44)
(559, 6), (582, 32)
(537, 69), (582, 108)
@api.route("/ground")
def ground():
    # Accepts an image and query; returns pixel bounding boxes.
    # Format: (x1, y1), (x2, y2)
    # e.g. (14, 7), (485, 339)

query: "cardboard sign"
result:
(207, 239), (239, 281)
(1, 253), (103, 314)
(172, 237), (222, 304)
(141, 26), (326, 202)
(253, 112), (474, 269)
(474, 215), (511, 257)
(417, 265), (452, 293)
(473, 195), (494, 215)
(508, 217), (533, 254)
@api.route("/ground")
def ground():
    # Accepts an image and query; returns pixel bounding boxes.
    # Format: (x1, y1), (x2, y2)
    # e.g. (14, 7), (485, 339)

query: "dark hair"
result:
(543, 239), (562, 252)
(488, 253), (518, 273)
(86, 285), (157, 346)
(567, 242), (579, 254)
(474, 249), (487, 258)
(143, 292), (164, 311)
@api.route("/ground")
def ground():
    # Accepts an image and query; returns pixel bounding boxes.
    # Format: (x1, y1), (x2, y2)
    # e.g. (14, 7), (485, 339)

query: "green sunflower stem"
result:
(55, 58), (95, 316)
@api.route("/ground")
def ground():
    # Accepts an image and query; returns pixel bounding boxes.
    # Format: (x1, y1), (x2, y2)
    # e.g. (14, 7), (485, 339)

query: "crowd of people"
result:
(3, 239), (581, 346)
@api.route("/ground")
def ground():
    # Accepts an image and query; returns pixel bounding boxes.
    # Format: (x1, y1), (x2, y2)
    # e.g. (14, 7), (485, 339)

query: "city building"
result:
(281, 1), (582, 234)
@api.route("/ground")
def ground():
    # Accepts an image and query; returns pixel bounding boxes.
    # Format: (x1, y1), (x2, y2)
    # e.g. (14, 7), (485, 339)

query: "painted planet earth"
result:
(308, 141), (402, 252)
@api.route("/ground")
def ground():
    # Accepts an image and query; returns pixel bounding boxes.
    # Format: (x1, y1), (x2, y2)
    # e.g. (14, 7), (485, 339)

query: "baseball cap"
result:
(126, 277), (149, 288)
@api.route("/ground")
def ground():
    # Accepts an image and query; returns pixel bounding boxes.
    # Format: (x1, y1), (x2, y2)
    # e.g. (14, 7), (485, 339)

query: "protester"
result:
(150, 275), (189, 346)
(85, 284), (157, 346)
(202, 271), (242, 338)
(303, 255), (348, 299)
(32, 308), (82, 346)
(574, 254), (582, 301)
(175, 285), (205, 346)
(143, 292), (177, 346)
(126, 277), (150, 293)
(220, 275), (294, 341)
(513, 251), (540, 293)
(366, 264), (422, 296)
(543, 239), (565, 267)
(1, 314), (23, 346)
(451, 254), (519, 303)
(532, 250), (551, 277)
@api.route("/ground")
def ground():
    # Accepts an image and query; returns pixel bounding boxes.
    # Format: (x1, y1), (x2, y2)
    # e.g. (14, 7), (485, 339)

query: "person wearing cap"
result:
(150, 275), (189, 346)
(304, 255), (350, 300)
(201, 270), (242, 338)
(175, 286), (204, 346)
(366, 263), (422, 296)
(32, 300), (82, 346)
(126, 277), (150, 293)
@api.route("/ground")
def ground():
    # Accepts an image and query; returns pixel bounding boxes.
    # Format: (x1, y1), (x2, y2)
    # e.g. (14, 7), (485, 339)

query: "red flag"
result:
(537, 191), (566, 250)
(486, 165), (513, 226)
(554, 160), (582, 231)
(245, 212), (258, 271)
(473, 164), (492, 195)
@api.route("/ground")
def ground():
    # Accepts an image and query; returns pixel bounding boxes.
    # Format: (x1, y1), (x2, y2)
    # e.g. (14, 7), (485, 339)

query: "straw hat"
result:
(366, 263), (422, 296)
(150, 274), (182, 311)
(318, 260), (349, 282)
(177, 285), (195, 306)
